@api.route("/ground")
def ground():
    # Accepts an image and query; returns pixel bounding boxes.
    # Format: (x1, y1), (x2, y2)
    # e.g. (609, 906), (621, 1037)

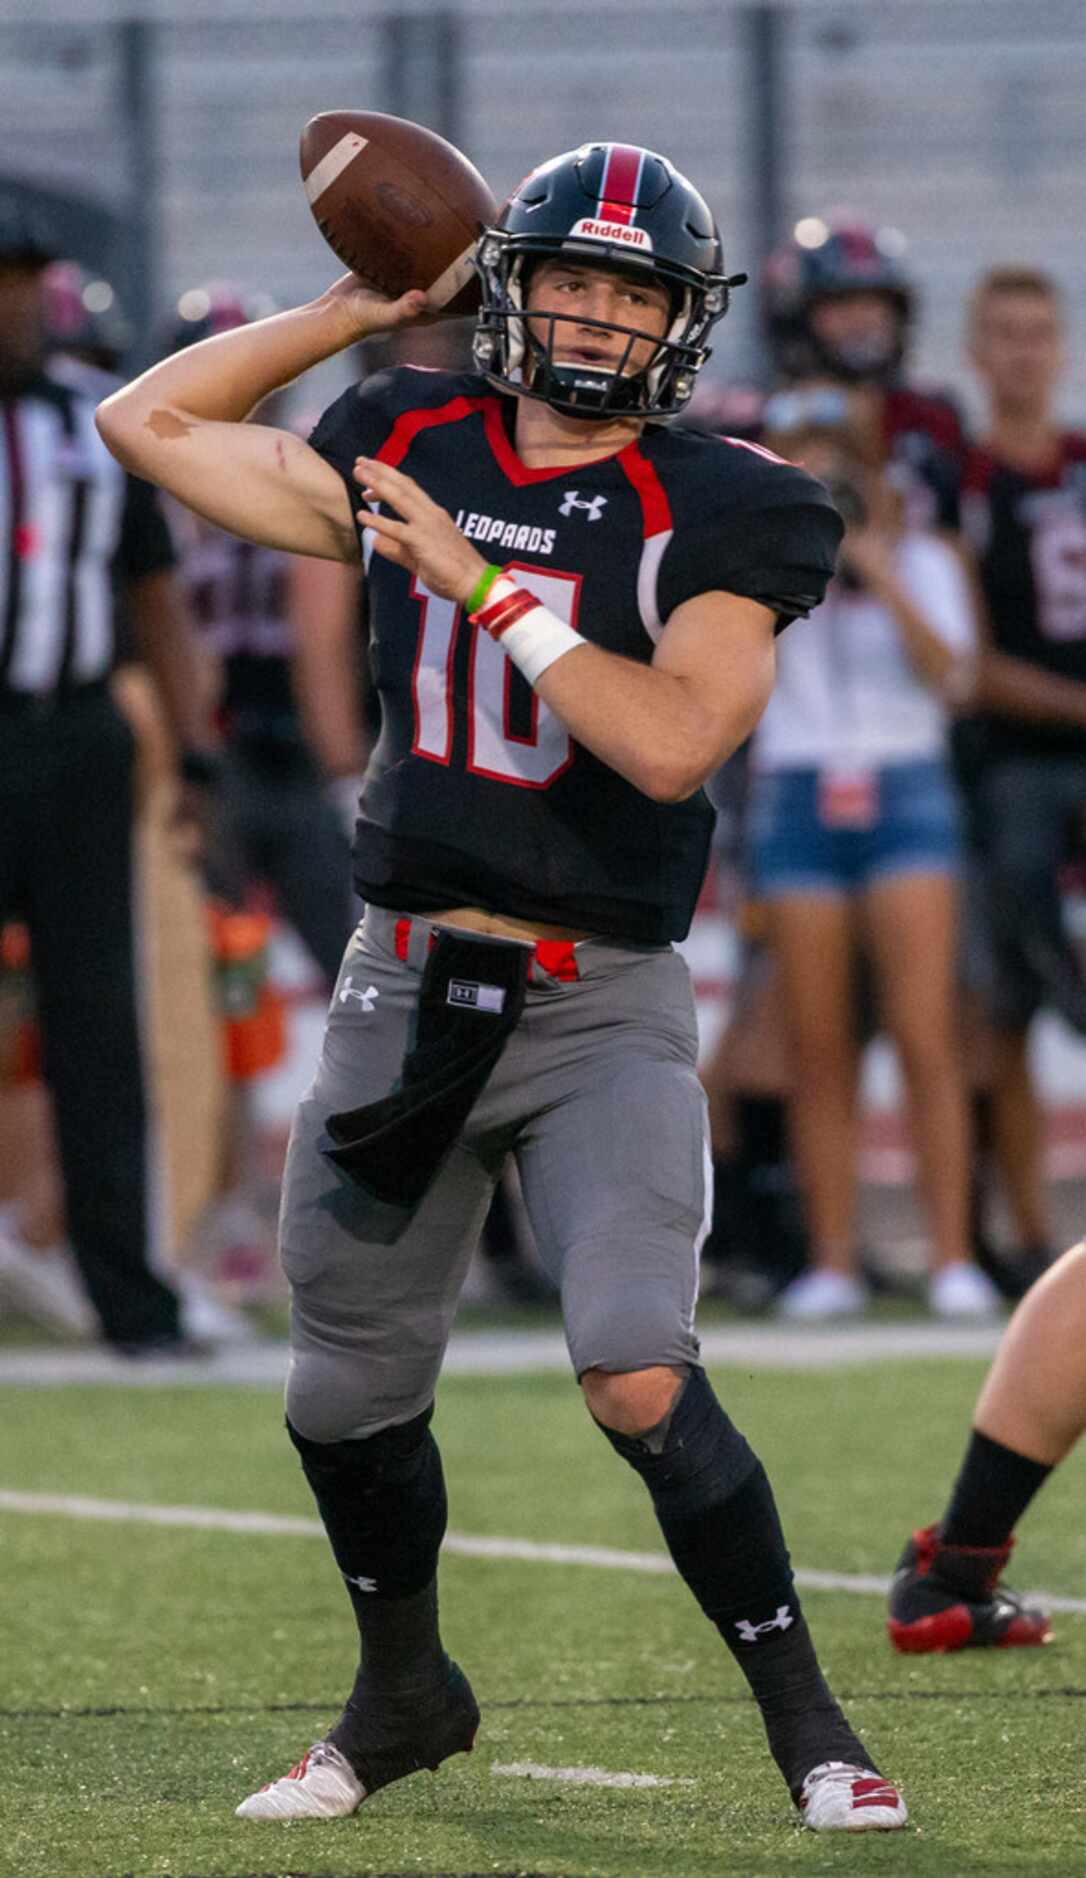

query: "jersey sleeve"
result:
(658, 460), (843, 633)
(115, 474), (177, 582)
(307, 371), (403, 519)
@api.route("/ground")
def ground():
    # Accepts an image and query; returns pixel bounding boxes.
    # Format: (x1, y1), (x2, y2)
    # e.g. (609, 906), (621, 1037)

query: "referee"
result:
(0, 197), (215, 1354)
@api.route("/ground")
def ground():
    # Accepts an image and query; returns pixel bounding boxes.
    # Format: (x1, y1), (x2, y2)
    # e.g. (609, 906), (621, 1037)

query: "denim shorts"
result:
(747, 758), (962, 897)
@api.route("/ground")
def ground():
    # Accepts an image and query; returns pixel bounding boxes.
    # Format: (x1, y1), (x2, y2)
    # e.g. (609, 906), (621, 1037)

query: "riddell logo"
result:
(570, 217), (652, 251)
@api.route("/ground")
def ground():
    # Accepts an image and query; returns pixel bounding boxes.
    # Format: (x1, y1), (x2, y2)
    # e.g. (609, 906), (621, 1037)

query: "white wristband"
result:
(471, 574), (587, 686)
(499, 605), (586, 685)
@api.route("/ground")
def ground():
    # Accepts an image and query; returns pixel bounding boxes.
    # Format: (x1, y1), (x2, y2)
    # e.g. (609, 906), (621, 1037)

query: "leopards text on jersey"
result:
(309, 367), (842, 942)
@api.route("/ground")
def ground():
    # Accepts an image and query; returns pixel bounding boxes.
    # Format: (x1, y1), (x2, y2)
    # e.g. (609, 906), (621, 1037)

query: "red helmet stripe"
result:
(596, 144), (645, 226)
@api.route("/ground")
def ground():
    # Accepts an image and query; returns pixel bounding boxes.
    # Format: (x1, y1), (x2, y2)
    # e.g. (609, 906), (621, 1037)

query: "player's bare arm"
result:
(358, 451), (775, 801)
(96, 276), (427, 561)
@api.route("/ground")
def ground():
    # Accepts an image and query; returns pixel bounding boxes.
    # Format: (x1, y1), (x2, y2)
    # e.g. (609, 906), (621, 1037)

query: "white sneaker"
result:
(235, 1740), (365, 1820)
(775, 1270), (868, 1322)
(928, 1261), (1003, 1321)
(0, 1210), (95, 1337)
(799, 1760), (907, 1832)
(175, 1271), (257, 1346)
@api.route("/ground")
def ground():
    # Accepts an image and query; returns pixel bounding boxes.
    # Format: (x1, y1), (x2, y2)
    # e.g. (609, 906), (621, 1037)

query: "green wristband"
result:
(465, 563), (504, 616)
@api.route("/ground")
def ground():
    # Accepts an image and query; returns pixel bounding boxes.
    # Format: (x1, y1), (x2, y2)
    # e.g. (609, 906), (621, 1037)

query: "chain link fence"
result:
(0, 2), (1083, 408)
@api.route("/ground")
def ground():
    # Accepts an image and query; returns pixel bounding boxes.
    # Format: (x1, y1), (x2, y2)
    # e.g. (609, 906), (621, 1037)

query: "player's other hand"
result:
(319, 273), (429, 343)
(355, 456), (489, 605)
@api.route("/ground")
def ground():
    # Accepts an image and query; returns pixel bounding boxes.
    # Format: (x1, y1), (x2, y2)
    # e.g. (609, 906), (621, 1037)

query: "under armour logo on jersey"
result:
(559, 491), (608, 522)
(342, 1568), (379, 1593)
(338, 977), (379, 1012)
(734, 1605), (794, 1644)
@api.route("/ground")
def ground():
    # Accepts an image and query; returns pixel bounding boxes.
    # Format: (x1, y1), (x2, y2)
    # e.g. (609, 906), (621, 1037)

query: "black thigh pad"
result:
(319, 929), (530, 1207)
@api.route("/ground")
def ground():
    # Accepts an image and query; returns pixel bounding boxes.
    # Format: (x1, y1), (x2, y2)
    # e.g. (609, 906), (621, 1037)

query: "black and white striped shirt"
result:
(0, 367), (174, 700)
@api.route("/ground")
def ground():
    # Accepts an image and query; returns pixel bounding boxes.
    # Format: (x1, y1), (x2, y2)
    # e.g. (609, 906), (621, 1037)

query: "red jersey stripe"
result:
(376, 395), (489, 470)
(619, 441), (673, 539)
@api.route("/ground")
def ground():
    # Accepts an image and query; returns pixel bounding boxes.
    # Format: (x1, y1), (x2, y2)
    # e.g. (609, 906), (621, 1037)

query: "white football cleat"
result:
(798, 1761), (907, 1832)
(235, 1740), (365, 1820)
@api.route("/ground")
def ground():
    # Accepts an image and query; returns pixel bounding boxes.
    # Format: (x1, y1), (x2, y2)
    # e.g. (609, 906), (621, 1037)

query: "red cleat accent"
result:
(888, 1524), (1054, 1652)
(887, 1605), (975, 1653)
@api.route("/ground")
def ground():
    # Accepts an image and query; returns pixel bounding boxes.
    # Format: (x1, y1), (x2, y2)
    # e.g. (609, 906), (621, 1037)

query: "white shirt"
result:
(752, 531), (975, 771)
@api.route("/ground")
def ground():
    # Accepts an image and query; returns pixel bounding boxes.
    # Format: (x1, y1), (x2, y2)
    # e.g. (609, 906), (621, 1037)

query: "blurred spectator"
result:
(0, 193), (218, 1353)
(746, 390), (1000, 1322)
(694, 219), (967, 1305)
(954, 267), (1086, 1291)
(163, 283), (358, 1295)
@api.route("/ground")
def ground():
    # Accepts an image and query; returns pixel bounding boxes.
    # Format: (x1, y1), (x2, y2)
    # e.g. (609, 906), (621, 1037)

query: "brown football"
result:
(300, 111), (497, 318)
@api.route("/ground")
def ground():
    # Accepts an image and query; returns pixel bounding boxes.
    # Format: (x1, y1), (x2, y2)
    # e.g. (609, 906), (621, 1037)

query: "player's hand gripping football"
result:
(318, 273), (431, 343)
(355, 457), (489, 605)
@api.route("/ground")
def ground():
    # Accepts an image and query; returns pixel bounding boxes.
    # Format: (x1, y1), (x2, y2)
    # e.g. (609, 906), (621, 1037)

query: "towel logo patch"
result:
(447, 979), (506, 1014)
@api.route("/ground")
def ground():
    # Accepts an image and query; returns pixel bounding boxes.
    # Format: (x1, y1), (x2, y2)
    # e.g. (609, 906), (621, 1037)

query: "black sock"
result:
(596, 1370), (873, 1794)
(941, 1428), (1052, 1550)
(287, 1411), (450, 1717)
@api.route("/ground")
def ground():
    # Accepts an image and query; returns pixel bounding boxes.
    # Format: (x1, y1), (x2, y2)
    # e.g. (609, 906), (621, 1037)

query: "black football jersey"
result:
(165, 498), (297, 737)
(960, 433), (1086, 760)
(309, 367), (841, 941)
(882, 386), (966, 533)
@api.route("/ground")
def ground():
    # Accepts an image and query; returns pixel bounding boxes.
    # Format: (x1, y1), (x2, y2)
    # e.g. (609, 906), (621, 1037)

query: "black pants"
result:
(0, 686), (179, 1344)
(973, 754), (1086, 1034)
(204, 736), (354, 989)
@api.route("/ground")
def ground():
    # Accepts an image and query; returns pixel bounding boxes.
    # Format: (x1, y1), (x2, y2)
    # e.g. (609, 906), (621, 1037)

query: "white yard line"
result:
(2, 1487), (1084, 1614)
(492, 1760), (690, 1788)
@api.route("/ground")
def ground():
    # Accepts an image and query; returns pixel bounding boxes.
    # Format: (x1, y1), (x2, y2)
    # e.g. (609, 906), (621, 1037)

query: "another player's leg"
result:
(235, 919), (490, 1819)
(889, 1239), (1086, 1652)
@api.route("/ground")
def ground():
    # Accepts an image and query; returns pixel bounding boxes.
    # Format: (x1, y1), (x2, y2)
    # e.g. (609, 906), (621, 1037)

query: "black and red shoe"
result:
(887, 1525), (1053, 1653)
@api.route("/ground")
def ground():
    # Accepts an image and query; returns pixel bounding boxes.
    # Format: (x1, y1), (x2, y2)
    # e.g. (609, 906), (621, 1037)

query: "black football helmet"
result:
(472, 143), (745, 420)
(763, 218), (913, 383)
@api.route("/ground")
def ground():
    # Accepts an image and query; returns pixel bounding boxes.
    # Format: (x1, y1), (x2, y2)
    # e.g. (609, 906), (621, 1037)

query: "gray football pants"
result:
(282, 907), (710, 1442)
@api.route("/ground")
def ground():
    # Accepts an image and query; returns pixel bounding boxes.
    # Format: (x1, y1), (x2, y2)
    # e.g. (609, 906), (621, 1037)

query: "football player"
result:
(762, 216), (965, 530)
(98, 142), (906, 1834)
(953, 269), (1086, 1291)
(887, 1239), (1086, 1652)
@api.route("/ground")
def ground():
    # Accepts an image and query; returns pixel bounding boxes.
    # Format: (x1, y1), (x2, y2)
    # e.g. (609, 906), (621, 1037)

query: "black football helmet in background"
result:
(472, 143), (746, 419)
(43, 261), (132, 372)
(166, 280), (277, 354)
(763, 218), (913, 383)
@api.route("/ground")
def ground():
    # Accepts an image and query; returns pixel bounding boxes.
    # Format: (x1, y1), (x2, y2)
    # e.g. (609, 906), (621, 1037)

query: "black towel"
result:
(319, 929), (531, 1207)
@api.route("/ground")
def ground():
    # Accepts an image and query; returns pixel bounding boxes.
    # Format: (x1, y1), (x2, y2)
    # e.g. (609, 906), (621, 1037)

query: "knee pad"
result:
(287, 1406), (447, 1599)
(288, 1404), (436, 1487)
(596, 1366), (757, 1513)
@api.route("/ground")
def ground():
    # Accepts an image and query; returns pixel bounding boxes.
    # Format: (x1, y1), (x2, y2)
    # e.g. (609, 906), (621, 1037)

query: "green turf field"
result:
(2, 1359), (1085, 1878)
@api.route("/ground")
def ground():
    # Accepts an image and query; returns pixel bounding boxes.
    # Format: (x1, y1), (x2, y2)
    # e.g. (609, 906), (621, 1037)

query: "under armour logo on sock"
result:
(342, 1568), (379, 1592)
(734, 1604), (794, 1644)
(338, 978), (379, 1011)
(559, 490), (608, 522)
